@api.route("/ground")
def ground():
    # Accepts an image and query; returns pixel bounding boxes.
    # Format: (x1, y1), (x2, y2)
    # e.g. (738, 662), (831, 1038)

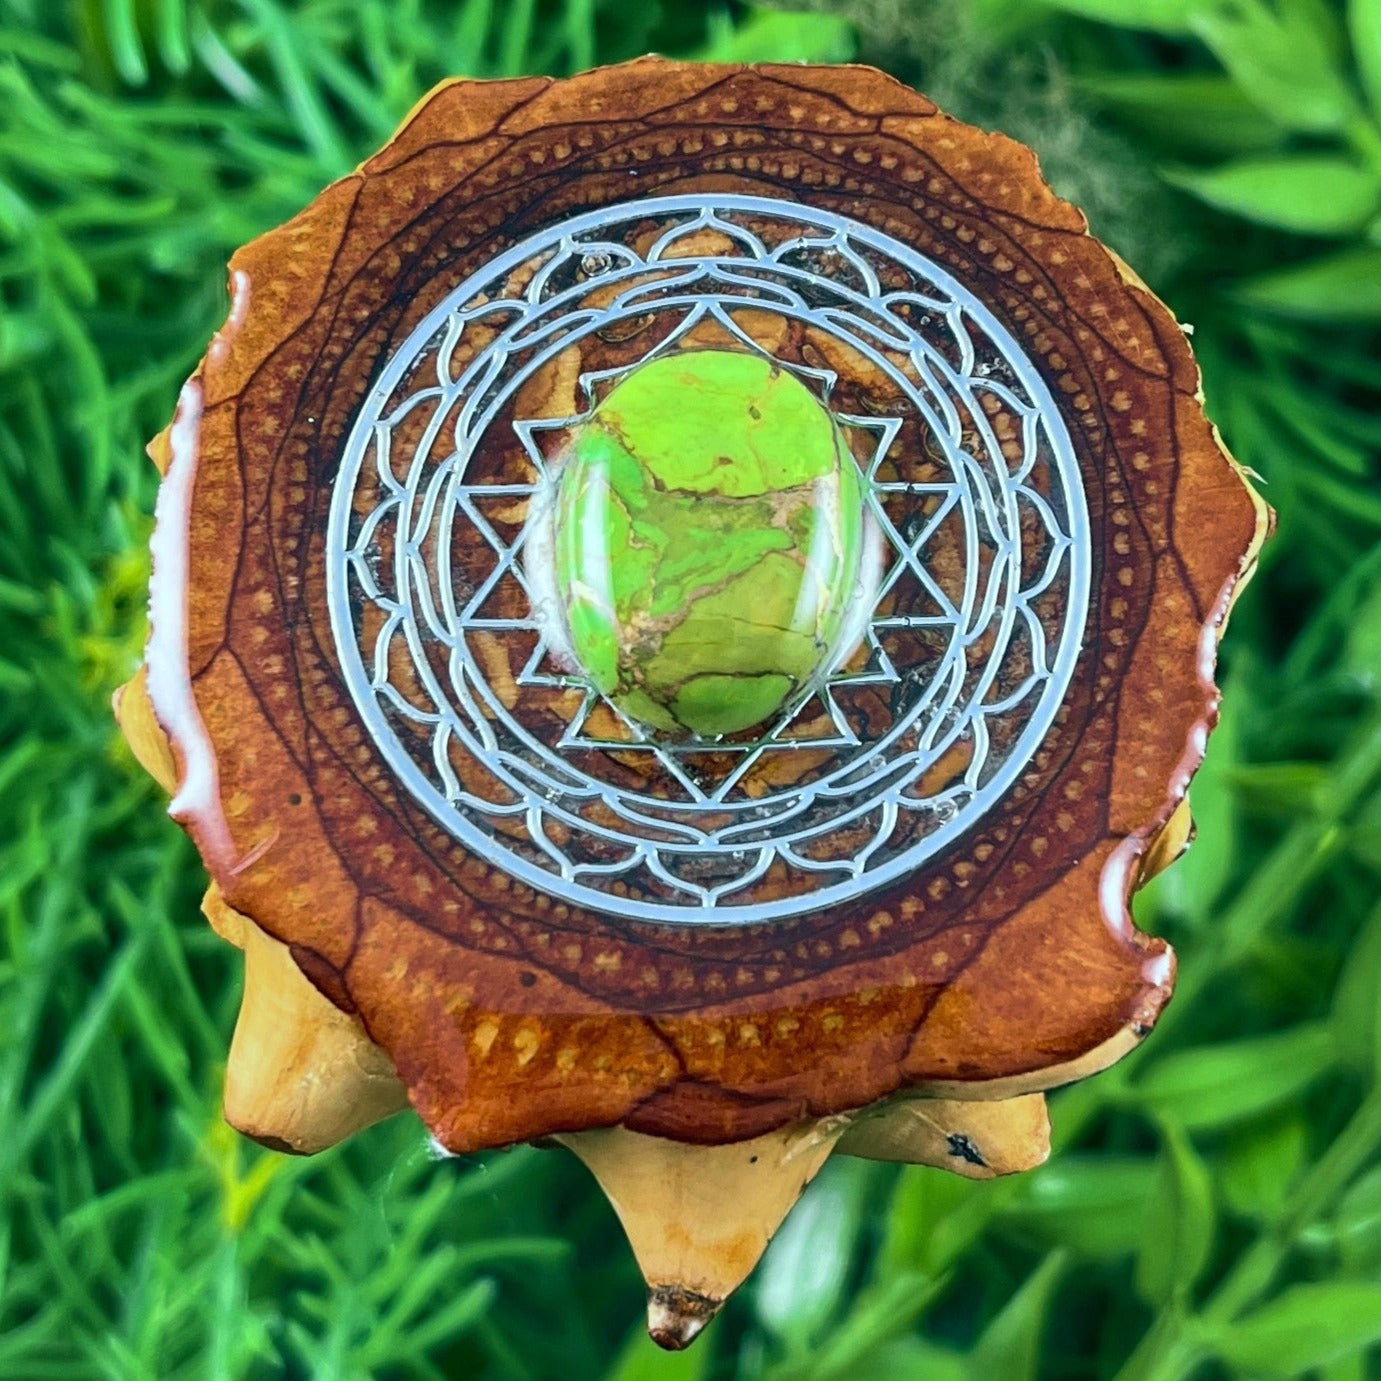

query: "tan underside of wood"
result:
(1140, 797), (1194, 886)
(838, 1092), (1049, 1176)
(221, 904), (409, 1154)
(556, 1118), (846, 1349)
(115, 668), (408, 1152)
(113, 666), (178, 794)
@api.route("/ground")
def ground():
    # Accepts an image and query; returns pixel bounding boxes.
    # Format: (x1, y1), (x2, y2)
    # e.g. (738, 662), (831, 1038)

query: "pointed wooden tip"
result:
(223, 905), (409, 1154)
(647, 1286), (721, 1351)
(557, 1117), (845, 1346)
(838, 1092), (1050, 1177)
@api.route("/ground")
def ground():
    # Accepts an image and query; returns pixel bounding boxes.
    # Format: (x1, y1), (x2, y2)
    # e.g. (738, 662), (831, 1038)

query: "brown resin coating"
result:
(142, 59), (1266, 1151)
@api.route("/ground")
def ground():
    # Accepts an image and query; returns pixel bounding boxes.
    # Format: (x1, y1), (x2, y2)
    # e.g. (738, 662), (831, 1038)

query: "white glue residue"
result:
(206, 268), (251, 370)
(1097, 562), (1237, 987)
(145, 378), (237, 873)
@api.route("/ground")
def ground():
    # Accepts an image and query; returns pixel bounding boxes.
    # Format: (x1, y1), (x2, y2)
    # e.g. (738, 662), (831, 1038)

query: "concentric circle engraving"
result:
(325, 195), (1091, 926)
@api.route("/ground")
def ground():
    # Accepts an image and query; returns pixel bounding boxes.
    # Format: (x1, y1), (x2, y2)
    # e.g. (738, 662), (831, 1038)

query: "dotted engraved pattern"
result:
(327, 196), (1090, 924)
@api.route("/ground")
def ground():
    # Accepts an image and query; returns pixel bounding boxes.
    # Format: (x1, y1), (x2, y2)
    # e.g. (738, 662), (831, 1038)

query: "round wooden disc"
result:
(146, 58), (1267, 1149)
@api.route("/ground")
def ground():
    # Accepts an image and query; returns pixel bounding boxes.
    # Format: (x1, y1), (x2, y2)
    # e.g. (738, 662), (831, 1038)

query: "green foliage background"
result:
(1, 0), (1380, 1376)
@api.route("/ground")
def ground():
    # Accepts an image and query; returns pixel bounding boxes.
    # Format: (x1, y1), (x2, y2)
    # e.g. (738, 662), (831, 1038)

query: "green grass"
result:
(1, 0), (1379, 1376)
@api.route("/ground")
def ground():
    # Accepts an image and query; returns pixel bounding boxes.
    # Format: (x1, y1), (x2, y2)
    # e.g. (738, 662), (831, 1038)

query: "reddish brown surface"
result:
(147, 59), (1264, 1150)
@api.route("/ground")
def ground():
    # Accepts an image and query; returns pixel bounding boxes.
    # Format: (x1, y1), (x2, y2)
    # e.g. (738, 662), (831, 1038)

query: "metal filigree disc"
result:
(326, 194), (1091, 926)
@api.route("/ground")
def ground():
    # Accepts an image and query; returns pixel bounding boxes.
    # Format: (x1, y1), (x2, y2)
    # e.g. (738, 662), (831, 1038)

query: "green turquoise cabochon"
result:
(551, 350), (866, 738)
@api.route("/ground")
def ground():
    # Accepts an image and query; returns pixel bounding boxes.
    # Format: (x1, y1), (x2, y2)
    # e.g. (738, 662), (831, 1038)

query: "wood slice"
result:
(135, 58), (1268, 1155)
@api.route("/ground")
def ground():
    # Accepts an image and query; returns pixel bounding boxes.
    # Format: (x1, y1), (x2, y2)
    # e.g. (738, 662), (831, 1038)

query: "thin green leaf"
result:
(1193, 0), (1358, 135)
(101, 0), (149, 86)
(1034, 0), (1201, 34)
(1132, 1024), (1337, 1130)
(868, 1339), (967, 1380)
(1221, 760), (1330, 807)
(775, 1272), (947, 1381)
(693, 8), (856, 63)
(1078, 73), (1283, 155)
(1135, 1124), (1216, 1307)
(1219, 1116), (1307, 1221)
(498, 0), (537, 76)
(1214, 1282), (1381, 1376)
(1236, 246), (1381, 318)
(1165, 155), (1380, 236)
(1351, 0), (1381, 119)
(755, 1158), (874, 1345)
(1332, 902), (1381, 1074)
(1006, 1158), (1156, 1259)
(965, 1251), (1066, 1381)
(873, 1167), (1003, 1280)
(155, 0), (191, 75)
(1334, 1163), (1381, 1273)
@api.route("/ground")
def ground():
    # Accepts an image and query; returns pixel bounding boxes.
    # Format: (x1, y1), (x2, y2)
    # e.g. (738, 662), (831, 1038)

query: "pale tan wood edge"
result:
(112, 665), (178, 795)
(555, 1118), (847, 1349)
(219, 899), (409, 1154)
(115, 665), (407, 1153)
(1138, 797), (1194, 887)
(837, 1091), (1050, 1177)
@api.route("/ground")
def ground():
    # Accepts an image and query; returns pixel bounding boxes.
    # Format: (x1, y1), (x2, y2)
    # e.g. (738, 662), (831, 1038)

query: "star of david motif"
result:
(437, 306), (970, 806)
(328, 194), (1090, 924)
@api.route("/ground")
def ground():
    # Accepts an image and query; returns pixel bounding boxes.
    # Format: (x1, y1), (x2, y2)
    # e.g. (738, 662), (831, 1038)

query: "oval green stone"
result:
(552, 350), (864, 738)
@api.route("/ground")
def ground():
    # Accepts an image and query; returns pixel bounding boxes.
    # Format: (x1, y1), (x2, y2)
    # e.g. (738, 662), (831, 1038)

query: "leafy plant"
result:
(1053, 0), (1381, 316)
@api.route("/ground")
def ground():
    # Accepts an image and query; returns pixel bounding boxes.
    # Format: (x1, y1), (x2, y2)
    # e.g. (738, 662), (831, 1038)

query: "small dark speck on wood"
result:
(946, 1132), (987, 1167)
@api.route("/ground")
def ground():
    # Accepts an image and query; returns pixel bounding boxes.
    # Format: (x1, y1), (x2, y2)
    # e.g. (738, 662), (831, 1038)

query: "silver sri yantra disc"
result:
(325, 194), (1091, 927)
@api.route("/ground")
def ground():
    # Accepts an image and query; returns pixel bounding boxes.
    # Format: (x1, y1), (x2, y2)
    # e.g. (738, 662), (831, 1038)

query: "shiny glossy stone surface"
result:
(552, 350), (864, 737)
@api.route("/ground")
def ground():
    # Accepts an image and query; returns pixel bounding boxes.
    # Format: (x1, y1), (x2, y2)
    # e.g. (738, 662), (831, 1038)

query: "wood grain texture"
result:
(141, 59), (1267, 1151)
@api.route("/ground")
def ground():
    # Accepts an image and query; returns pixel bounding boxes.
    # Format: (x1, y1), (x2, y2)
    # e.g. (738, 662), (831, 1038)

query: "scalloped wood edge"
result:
(115, 64), (1277, 1350)
(142, 60), (1280, 1155)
